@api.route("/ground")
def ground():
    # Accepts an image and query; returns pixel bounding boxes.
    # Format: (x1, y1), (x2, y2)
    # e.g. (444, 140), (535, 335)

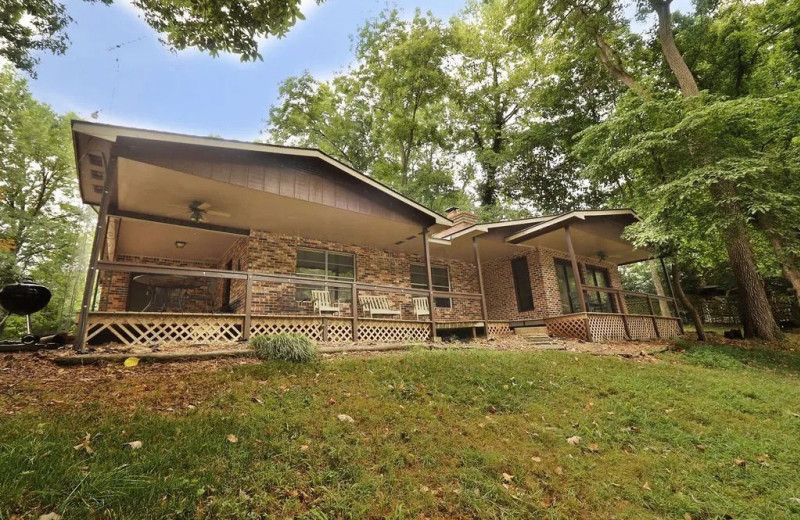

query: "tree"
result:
(0, 66), (88, 337)
(516, 0), (796, 339)
(1, 0), (322, 75)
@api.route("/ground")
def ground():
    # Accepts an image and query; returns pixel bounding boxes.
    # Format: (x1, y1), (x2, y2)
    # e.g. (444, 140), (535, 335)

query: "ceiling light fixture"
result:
(175, 241), (187, 249)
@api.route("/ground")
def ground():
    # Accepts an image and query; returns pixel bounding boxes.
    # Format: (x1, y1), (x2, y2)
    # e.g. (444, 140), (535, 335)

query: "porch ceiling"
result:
(114, 158), (434, 256)
(115, 219), (240, 263)
(510, 218), (652, 265)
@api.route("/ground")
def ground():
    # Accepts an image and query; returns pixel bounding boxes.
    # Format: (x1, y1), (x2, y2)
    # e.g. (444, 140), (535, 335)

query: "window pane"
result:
(331, 287), (352, 303)
(297, 249), (326, 278)
(328, 253), (355, 280)
(296, 285), (325, 302)
(431, 266), (450, 291)
(435, 297), (451, 308)
(410, 264), (427, 288)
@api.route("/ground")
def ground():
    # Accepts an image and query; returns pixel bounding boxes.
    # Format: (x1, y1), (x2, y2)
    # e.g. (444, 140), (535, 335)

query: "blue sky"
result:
(29, 0), (465, 141)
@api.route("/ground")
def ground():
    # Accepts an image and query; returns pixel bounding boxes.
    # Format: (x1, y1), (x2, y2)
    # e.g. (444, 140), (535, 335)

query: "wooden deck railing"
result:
(577, 284), (682, 338)
(90, 260), (485, 344)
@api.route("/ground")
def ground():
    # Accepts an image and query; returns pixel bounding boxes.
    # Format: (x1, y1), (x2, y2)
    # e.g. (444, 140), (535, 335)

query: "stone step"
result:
(514, 326), (549, 337)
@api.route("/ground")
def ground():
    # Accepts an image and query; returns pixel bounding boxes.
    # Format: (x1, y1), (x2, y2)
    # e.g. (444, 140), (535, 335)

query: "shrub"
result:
(248, 333), (318, 363)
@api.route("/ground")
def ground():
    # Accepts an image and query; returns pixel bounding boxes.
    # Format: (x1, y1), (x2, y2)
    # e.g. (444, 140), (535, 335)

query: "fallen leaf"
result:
(73, 433), (94, 454)
(734, 458), (746, 467)
(554, 466), (564, 475)
(587, 443), (600, 453)
(39, 514), (61, 520)
(328, 398), (337, 405)
(642, 482), (651, 491)
(300, 444), (309, 452)
(337, 414), (355, 423)
(567, 435), (581, 445)
(124, 440), (142, 450)
(419, 485), (430, 493)
(684, 514), (693, 520)
(502, 472), (514, 482)
(251, 397), (264, 405)
(695, 444), (706, 452)
(226, 434), (238, 443)
(531, 456), (542, 463)
(123, 357), (139, 367)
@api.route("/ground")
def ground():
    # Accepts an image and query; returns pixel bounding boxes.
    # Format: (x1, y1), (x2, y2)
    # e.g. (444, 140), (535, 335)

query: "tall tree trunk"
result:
(652, 0), (780, 340)
(768, 233), (800, 305)
(651, 0), (699, 97)
(671, 263), (706, 341)
(649, 260), (671, 316)
(710, 183), (782, 339)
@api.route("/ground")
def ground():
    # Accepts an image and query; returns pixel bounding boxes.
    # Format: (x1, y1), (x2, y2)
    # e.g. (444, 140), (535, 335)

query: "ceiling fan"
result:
(166, 200), (231, 223)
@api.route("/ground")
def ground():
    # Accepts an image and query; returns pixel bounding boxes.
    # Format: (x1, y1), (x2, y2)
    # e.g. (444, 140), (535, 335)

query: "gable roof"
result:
(71, 120), (451, 226)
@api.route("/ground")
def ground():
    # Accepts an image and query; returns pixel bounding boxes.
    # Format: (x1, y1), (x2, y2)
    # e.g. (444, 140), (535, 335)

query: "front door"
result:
(584, 265), (615, 313)
(554, 260), (581, 314)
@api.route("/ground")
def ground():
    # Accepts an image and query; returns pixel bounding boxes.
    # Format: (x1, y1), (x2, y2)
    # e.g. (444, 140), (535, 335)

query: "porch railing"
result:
(577, 284), (683, 338)
(86, 260), (486, 345)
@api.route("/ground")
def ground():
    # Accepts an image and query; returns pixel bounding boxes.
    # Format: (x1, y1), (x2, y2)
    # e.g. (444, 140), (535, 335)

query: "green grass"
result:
(2, 338), (800, 519)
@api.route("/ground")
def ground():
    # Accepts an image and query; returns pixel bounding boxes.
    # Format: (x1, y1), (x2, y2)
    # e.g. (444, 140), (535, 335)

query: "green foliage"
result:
(249, 333), (318, 363)
(0, 66), (89, 338)
(1, 0), (322, 74)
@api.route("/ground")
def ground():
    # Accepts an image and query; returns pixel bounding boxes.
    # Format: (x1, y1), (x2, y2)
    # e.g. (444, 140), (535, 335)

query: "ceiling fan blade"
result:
(165, 210), (189, 218)
(206, 210), (231, 218)
(196, 202), (212, 210)
(166, 203), (189, 210)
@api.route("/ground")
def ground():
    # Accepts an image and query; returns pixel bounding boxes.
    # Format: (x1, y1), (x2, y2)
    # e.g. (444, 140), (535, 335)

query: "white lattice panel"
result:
(486, 322), (513, 336)
(358, 320), (430, 343)
(323, 318), (353, 343)
(627, 316), (656, 340)
(545, 314), (588, 340)
(87, 313), (242, 346)
(587, 314), (627, 341)
(655, 317), (681, 338)
(250, 317), (323, 341)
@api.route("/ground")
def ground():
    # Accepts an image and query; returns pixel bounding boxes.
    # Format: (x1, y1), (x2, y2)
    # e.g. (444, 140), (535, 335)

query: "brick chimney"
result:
(445, 206), (479, 226)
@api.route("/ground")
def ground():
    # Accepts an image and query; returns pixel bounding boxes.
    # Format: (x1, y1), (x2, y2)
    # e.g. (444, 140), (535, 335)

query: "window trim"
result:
(410, 263), (452, 308)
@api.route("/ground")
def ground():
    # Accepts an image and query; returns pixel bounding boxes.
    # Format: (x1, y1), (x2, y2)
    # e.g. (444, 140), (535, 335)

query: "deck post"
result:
(472, 237), (490, 337)
(351, 282), (359, 342)
(647, 294), (661, 338)
(242, 274), (253, 341)
(660, 257), (685, 334)
(422, 227), (437, 342)
(564, 225), (587, 314)
(73, 159), (116, 352)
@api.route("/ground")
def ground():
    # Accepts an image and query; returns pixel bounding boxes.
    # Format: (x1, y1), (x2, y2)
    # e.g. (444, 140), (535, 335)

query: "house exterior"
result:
(71, 121), (681, 350)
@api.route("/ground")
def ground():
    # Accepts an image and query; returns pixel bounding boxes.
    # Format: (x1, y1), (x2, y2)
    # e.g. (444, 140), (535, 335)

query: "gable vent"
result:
(90, 169), (104, 180)
(88, 153), (104, 167)
(93, 185), (104, 194)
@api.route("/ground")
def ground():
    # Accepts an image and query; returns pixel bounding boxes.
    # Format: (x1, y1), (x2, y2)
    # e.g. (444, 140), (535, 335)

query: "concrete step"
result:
(514, 326), (549, 337)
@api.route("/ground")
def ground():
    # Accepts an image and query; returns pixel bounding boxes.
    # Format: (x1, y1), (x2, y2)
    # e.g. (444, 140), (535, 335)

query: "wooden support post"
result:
(322, 317), (329, 342)
(351, 282), (359, 342)
(74, 160), (116, 352)
(472, 237), (489, 337)
(242, 275), (253, 341)
(660, 257), (685, 334)
(423, 227), (437, 342)
(564, 225), (587, 314)
(647, 294), (661, 338)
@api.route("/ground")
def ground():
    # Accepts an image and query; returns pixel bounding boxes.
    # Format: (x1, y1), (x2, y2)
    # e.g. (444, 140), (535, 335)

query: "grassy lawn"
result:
(2, 337), (800, 519)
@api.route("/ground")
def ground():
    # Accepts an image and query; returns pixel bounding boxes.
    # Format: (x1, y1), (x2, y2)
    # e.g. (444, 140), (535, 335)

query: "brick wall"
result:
(482, 245), (623, 321)
(247, 230), (482, 321)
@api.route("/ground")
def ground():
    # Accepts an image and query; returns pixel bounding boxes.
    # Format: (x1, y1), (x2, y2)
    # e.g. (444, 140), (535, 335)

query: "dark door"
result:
(554, 260), (581, 314)
(222, 259), (233, 307)
(511, 257), (534, 312)
(126, 273), (153, 311)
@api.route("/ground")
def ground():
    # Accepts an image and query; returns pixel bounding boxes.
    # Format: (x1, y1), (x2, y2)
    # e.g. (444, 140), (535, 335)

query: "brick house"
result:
(71, 121), (681, 349)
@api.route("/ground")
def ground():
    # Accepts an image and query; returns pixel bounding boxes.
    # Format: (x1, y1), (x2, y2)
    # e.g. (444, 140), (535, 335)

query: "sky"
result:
(27, 0), (465, 141)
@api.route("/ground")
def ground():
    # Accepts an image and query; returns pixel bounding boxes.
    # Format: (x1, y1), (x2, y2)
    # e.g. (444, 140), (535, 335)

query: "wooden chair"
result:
(312, 289), (341, 315)
(358, 295), (401, 319)
(412, 297), (430, 320)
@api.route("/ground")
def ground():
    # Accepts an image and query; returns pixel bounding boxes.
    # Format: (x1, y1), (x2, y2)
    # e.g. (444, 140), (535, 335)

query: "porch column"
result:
(74, 159), (116, 352)
(422, 227), (437, 342)
(563, 225), (587, 313)
(472, 237), (489, 335)
(351, 282), (359, 342)
(242, 274), (253, 341)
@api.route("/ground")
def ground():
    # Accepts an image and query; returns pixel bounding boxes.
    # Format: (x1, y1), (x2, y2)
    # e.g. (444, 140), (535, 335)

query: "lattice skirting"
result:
(627, 316), (656, 340)
(249, 316), (354, 343)
(358, 319), (430, 343)
(86, 313), (243, 346)
(655, 317), (681, 338)
(486, 322), (513, 336)
(545, 314), (589, 340)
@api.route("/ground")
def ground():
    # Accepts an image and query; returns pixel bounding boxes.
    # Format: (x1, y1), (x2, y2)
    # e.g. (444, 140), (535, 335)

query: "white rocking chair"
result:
(413, 297), (430, 320)
(311, 290), (341, 315)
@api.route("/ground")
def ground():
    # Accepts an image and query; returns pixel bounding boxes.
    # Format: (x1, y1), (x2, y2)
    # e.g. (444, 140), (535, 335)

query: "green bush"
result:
(248, 333), (318, 363)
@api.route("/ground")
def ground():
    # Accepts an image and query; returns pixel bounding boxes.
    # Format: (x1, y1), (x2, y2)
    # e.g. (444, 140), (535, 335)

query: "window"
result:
(584, 265), (615, 313)
(410, 264), (451, 308)
(554, 259), (581, 314)
(511, 257), (535, 312)
(296, 248), (355, 302)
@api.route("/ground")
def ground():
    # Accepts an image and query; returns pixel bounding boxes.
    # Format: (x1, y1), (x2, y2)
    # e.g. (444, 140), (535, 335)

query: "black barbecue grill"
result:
(0, 278), (52, 344)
